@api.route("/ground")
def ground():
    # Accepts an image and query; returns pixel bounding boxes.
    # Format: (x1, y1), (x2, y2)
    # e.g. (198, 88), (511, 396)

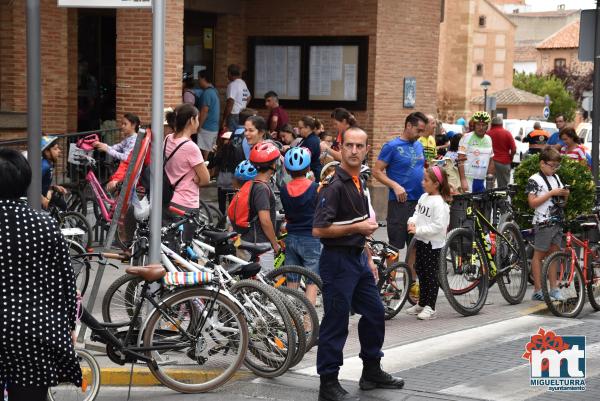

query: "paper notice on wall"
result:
(331, 46), (343, 80)
(287, 46), (300, 98)
(344, 64), (357, 100)
(310, 47), (334, 96)
(193, 65), (206, 80)
(255, 45), (300, 99)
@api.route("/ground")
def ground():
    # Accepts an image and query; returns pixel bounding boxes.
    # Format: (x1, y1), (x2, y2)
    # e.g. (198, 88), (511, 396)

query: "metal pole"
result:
(591, 0), (600, 182)
(149, 0), (165, 263)
(483, 89), (488, 113)
(26, 0), (41, 210)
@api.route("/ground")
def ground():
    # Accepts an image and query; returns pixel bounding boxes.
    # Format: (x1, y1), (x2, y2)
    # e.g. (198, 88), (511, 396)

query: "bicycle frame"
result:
(466, 205), (520, 279)
(86, 168), (116, 222)
(563, 230), (592, 285)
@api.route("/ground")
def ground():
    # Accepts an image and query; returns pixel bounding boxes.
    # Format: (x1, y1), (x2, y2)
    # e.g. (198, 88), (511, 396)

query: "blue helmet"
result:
(235, 160), (258, 181)
(284, 147), (311, 172)
(41, 136), (58, 152)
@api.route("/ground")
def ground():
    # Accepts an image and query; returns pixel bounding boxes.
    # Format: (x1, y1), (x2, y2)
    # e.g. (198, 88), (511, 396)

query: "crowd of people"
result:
(0, 63), (587, 401)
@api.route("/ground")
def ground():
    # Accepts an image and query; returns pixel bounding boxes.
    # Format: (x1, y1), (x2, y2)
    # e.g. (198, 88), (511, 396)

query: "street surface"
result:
(78, 223), (600, 401)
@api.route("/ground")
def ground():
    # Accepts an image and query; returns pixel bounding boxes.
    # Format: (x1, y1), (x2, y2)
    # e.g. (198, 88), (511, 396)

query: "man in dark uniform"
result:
(313, 127), (404, 401)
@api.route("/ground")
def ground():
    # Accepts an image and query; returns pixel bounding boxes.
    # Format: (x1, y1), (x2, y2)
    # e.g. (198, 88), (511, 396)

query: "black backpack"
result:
(163, 137), (191, 206)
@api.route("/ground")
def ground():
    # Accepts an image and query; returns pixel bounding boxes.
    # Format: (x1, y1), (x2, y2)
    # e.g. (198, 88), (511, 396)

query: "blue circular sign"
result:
(543, 106), (550, 119)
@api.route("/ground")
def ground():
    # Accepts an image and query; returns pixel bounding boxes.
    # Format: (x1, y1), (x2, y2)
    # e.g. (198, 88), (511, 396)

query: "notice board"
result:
(254, 46), (301, 100)
(309, 45), (359, 101)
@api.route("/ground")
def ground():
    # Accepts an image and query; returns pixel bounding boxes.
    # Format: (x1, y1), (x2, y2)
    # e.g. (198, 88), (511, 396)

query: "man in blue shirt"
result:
(197, 70), (220, 158)
(373, 112), (428, 250)
(546, 114), (566, 148)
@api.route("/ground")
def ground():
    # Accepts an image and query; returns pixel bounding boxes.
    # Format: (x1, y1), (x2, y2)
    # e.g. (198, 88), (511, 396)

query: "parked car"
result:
(577, 122), (592, 151)
(503, 119), (529, 165)
(442, 123), (465, 135)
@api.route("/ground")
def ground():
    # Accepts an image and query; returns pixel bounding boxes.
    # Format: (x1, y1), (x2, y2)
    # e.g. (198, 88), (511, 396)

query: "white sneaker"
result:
(417, 306), (437, 320)
(405, 304), (424, 315)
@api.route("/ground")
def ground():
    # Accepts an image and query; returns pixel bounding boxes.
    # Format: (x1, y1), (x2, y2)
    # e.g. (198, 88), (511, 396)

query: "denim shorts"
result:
(284, 234), (322, 283)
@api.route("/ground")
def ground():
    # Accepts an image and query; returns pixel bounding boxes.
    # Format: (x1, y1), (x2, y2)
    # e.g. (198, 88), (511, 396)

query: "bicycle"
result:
(367, 238), (412, 320)
(46, 348), (101, 401)
(76, 254), (250, 394)
(47, 192), (93, 250)
(439, 189), (529, 316)
(541, 214), (600, 318)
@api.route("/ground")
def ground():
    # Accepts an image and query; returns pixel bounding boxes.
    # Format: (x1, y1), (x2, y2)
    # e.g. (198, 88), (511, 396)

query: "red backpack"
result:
(228, 180), (271, 233)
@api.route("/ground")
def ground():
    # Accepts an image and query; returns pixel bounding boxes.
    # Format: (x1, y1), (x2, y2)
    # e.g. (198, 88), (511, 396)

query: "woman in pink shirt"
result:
(163, 103), (210, 242)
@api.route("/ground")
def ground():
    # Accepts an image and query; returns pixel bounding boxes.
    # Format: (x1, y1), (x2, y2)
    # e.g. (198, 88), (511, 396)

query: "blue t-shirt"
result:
(298, 133), (322, 180)
(378, 137), (425, 201)
(547, 132), (565, 146)
(41, 158), (53, 196)
(200, 86), (220, 132)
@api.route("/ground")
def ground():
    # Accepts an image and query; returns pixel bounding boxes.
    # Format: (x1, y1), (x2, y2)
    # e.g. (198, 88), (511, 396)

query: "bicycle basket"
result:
(76, 134), (99, 151)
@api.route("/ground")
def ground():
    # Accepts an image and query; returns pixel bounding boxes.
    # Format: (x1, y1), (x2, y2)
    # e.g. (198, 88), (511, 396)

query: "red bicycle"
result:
(541, 215), (600, 317)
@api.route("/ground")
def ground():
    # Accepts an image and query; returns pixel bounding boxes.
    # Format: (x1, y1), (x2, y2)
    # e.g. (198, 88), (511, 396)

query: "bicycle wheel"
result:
(274, 286), (307, 368)
(278, 286), (318, 354)
(230, 279), (296, 378)
(198, 200), (213, 226)
(59, 211), (93, 249)
(264, 265), (324, 320)
(587, 245), (600, 311)
(495, 222), (528, 304)
(47, 349), (101, 401)
(101, 274), (155, 325)
(143, 287), (248, 393)
(541, 251), (586, 318)
(439, 228), (490, 316)
(67, 240), (91, 296)
(379, 262), (411, 320)
(65, 190), (88, 215)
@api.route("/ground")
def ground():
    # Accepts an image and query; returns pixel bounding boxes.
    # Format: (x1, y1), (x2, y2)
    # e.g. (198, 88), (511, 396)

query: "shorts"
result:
(284, 234), (321, 283)
(533, 224), (563, 252)
(387, 200), (417, 249)
(197, 129), (218, 152)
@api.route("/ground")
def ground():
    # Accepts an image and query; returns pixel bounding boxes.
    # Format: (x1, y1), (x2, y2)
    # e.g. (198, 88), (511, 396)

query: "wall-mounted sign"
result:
(58, 0), (152, 8)
(403, 77), (416, 109)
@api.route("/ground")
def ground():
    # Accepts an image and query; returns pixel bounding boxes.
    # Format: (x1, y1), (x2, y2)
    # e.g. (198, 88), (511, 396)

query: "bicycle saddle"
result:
(237, 242), (271, 255)
(202, 230), (238, 243)
(125, 264), (165, 282)
(226, 262), (262, 278)
(581, 222), (598, 230)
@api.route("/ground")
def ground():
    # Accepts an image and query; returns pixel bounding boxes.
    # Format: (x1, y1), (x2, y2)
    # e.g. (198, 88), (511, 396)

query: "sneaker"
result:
(409, 282), (420, 299)
(549, 288), (564, 301)
(531, 290), (544, 301)
(417, 306), (437, 320)
(405, 304), (424, 315)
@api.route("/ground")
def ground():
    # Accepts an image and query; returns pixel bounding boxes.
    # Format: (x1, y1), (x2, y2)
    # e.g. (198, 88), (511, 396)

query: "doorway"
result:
(78, 10), (116, 132)
(184, 11), (216, 83)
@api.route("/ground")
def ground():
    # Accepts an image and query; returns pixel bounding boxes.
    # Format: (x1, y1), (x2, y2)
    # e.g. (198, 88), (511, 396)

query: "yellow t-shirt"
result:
(419, 136), (437, 162)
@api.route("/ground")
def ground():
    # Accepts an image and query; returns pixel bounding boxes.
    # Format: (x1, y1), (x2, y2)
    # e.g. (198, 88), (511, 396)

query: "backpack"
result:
(162, 137), (191, 206)
(227, 179), (271, 234)
(230, 128), (247, 166)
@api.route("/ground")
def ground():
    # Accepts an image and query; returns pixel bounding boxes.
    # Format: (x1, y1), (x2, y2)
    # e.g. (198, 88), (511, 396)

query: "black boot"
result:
(319, 374), (359, 401)
(359, 359), (404, 391)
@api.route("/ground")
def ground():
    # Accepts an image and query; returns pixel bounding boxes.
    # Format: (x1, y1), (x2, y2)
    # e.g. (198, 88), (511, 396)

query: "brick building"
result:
(437, 0), (515, 122)
(536, 20), (593, 75)
(0, 0), (442, 212)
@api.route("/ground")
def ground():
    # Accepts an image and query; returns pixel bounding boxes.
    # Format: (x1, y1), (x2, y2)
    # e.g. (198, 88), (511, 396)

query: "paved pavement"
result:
(74, 198), (600, 401)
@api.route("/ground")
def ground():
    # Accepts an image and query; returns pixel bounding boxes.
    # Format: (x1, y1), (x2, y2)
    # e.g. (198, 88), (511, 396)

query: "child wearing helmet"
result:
(40, 136), (67, 209)
(235, 142), (281, 272)
(234, 160), (258, 187)
(280, 147), (321, 306)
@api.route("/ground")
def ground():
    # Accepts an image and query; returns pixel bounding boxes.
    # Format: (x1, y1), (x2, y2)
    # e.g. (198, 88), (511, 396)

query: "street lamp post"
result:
(480, 80), (491, 112)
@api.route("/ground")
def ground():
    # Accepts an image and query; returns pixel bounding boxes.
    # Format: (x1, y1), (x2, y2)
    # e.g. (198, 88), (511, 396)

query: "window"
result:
(247, 36), (369, 110)
(554, 58), (567, 70)
(476, 63), (483, 76)
(479, 15), (486, 27)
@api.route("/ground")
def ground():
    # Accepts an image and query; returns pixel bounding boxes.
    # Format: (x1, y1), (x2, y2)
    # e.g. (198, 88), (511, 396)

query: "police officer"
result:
(313, 127), (404, 401)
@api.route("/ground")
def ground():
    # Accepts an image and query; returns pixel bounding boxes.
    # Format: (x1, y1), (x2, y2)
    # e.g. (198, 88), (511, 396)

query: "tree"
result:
(513, 72), (577, 121)
(551, 66), (593, 104)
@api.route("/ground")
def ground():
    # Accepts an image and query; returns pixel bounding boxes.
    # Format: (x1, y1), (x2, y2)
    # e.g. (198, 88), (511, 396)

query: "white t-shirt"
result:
(407, 193), (450, 249)
(457, 132), (494, 181)
(226, 78), (251, 114)
(526, 172), (564, 224)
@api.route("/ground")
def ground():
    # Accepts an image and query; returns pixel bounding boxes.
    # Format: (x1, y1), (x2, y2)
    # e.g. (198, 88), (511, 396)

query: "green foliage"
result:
(513, 72), (577, 121)
(513, 154), (595, 228)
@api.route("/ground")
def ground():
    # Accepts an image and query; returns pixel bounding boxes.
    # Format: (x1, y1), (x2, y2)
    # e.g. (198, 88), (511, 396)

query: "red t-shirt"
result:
(268, 106), (289, 132)
(487, 125), (516, 165)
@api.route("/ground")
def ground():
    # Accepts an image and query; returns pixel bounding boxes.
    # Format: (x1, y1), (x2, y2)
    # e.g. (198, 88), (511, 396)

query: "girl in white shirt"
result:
(405, 166), (451, 320)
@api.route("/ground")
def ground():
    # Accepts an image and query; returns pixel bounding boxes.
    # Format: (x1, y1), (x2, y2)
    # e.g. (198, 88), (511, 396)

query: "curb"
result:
(92, 367), (252, 386)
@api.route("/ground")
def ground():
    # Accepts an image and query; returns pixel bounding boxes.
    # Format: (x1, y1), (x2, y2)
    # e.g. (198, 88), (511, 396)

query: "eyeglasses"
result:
(544, 161), (561, 170)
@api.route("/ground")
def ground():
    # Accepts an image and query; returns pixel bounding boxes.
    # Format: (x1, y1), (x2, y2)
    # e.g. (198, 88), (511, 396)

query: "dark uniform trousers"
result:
(316, 246), (385, 376)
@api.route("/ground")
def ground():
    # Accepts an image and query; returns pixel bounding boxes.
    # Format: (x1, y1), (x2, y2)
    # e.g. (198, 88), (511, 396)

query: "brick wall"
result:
(0, 0), (75, 141)
(116, 0), (184, 132)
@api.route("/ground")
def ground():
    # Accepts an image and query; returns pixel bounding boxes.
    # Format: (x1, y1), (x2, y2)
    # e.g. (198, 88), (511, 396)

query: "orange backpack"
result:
(227, 180), (271, 233)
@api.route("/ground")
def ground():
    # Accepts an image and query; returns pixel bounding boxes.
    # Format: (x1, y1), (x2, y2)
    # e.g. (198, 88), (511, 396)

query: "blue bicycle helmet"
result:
(235, 160), (258, 181)
(284, 147), (311, 172)
(41, 136), (58, 152)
